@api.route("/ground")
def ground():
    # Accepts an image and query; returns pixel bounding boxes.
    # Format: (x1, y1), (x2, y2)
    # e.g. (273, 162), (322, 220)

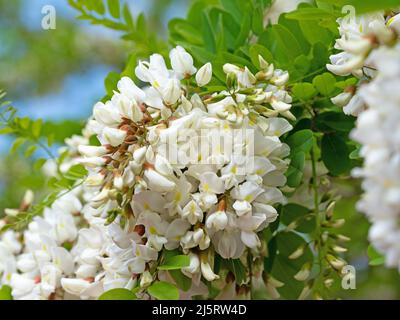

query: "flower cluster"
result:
(327, 11), (400, 116)
(0, 190), (82, 299)
(351, 44), (400, 269)
(1, 46), (294, 299)
(328, 11), (400, 269)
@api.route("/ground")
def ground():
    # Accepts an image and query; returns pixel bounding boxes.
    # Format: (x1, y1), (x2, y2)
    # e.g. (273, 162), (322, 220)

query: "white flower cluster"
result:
(327, 12), (400, 116)
(351, 44), (400, 269)
(0, 191), (82, 299)
(1, 46), (294, 299)
(328, 11), (400, 269)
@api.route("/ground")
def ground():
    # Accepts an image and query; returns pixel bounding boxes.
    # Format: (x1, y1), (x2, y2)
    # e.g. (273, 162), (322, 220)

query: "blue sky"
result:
(0, 0), (187, 153)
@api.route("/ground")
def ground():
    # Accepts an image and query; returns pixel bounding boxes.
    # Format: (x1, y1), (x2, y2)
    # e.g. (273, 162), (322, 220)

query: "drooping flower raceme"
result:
(351, 44), (400, 270)
(0, 46), (294, 299)
(328, 11), (400, 270)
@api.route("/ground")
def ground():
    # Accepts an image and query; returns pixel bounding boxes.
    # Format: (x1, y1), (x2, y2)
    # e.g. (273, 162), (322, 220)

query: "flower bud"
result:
(21, 189), (34, 210)
(162, 79), (181, 105)
(206, 210), (228, 231)
(331, 92), (353, 107)
(5, 208), (19, 217)
(140, 271), (153, 288)
(294, 262), (311, 281)
(226, 72), (238, 90)
(288, 245), (305, 260)
(388, 13), (400, 34)
(326, 254), (346, 270)
(196, 62), (212, 87)
(78, 145), (108, 157)
(170, 46), (196, 77)
(103, 127), (127, 147)
(258, 55), (269, 69)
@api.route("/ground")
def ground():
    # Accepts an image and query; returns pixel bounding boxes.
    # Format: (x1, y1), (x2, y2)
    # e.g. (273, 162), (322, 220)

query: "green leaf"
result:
(367, 245), (385, 266)
(271, 232), (313, 299)
(220, 0), (242, 24)
(323, 0), (400, 14)
(259, 24), (303, 64)
(292, 83), (317, 100)
(104, 71), (120, 97)
(158, 255), (190, 270)
(11, 137), (26, 154)
(89, 134), (101, 146)
(222, 259), (247, 285)
(0, 285), (12, 300)
(316, 112), (355, 132)
(34, 158), (47, 170)
(107, 0), (120, 19)
(321, 133), (351, 176)
(286, 7), (335, 20)
(169, 270), (192, 292)
(148, 281), (179, 300)
(281, 204), (315, 233)
(92, 0), (105, 15)
(286, 129), (314, 154)
(24, 145), (37, 158)
(98, 288), (136, 300)
(169, 19), (203, 46)
(0, 127), (14, 135)
(252, 4), (264, 35)
(234, 9), (251, 47)
(42, 120), (83, 143)
(312, 72), (336, 96)
(285, 130), (314, 187)
(349, 144), (361, 160)
(19, 117), (30, 130)
(286, 151), (305, 188)
(135, 13), (147, 34)
(264, 236), (277, 273)
(122, 3), (134, 30)
(299, 20), (333, 46)
(249, 44), (273, 68)
(202, 12), (216, 53)
(31, 119), (43, 138)
(64, 164), (88, 181)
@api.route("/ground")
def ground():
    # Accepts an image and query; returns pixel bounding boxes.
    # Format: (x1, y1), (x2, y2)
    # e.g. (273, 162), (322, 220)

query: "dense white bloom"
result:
(1, 46), (294, 300)
(350, 45), (400, 270)
(326, 11), (400, 270)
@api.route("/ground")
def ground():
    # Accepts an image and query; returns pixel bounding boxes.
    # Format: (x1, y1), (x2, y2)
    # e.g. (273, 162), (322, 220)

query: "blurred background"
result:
(1, 0), (400, 300)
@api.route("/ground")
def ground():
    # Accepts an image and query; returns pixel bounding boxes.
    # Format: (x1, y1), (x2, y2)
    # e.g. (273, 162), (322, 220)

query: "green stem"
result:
(310, 145), (325, 297)
(247, 250), (253, 299)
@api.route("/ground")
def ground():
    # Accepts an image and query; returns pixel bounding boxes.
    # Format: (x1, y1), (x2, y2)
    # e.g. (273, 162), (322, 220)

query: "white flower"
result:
(102, 127), (127, 147)
(117, 76), (145, 102)
(181, 200), (203, 225)
(143, 168), (176, 193)
(263, 0), (309, 25)
(206, 210), (228, 231)
(61, 278), (92, 297)
(170, 46), (197, 78)
(231, 181), (264, 216)
(10, 274), (40, 300)
(162, 78), (181, 105)
(196, 63), (212, 87)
